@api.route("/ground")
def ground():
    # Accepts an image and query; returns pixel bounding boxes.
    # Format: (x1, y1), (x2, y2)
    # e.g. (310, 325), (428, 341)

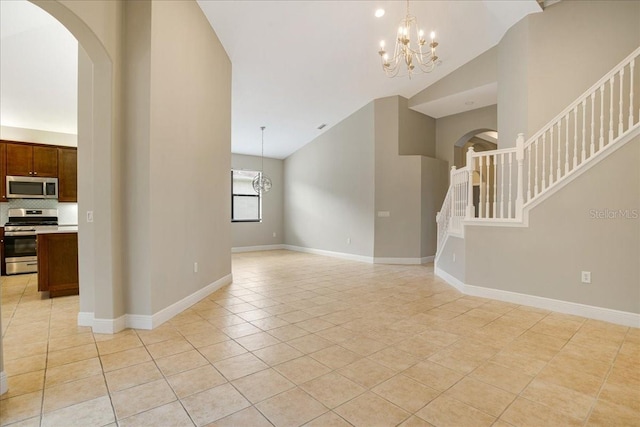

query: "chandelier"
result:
(253, 126), (272, 194)
(377, 0), (440, 78)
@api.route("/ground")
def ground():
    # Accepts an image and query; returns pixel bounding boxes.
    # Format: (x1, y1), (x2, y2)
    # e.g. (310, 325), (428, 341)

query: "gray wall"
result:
(410, 47), (497, 109)
(435, 105), (498, 169)
(284, 102), (376, 257)
(373, 96), (446, 260)
(498, 0), (640, 147)
(232, 154), (284, 248)
(466, 135), (640, 313)
(147, 1), (231, 314)
(421, 156), (449, 257)
(121, 0), (232, 315)
(398, 97), (436, 157)
(435, 235), (466, 284)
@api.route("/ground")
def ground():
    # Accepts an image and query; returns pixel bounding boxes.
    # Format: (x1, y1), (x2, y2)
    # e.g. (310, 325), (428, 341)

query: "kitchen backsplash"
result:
(0, 200), (78, 225)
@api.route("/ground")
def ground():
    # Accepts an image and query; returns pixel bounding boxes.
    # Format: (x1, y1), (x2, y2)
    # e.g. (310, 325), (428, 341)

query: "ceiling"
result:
(0, 0), (540, 158)
(0, 0), (78, 135)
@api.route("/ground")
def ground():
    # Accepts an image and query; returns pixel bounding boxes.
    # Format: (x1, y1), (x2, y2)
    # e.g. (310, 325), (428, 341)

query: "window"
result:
(232, 170), (262, 222)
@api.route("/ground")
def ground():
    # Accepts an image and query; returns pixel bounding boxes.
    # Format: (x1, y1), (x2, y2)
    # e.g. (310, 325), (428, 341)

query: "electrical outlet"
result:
(581, 271), (591, 284)
(194, 262), (198, 273)
(273, 232), (276, 237)
(453, 253), (456, 262)
(86, 211), (94, 223)
(347, 237), (351, 245)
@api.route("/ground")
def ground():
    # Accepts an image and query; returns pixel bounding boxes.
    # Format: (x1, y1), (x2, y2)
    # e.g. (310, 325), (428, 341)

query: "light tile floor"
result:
(1, 250), (639, 426)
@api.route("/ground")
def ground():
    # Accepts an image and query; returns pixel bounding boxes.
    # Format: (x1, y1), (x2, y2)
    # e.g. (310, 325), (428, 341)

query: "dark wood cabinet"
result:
(0, 143), (6, 202)
(0, 227), (4, 277)
(58, 148), (78, 202)
(37, 232), (79, 298)
(6, 142), (58, 177)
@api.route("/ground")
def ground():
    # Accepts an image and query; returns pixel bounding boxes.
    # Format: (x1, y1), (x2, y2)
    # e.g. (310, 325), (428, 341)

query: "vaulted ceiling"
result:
(0, 0), (541, 158)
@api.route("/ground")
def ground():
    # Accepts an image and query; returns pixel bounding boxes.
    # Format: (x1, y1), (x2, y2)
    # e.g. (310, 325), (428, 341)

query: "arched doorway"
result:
(453, 129), (498, 217)
(453, 129), (498, 168)
(28, 1), (121, 330)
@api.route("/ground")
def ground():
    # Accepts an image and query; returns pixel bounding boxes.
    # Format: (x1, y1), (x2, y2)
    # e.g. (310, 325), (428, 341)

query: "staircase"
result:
(436, 47), (640, 257)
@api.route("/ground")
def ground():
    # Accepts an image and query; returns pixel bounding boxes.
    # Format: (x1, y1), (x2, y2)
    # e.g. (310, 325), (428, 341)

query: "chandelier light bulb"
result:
(375, 8), (385, 18)
(380, 40), (385, 49)
(430, 31), (435, 40)
(419, 29), (424, 38)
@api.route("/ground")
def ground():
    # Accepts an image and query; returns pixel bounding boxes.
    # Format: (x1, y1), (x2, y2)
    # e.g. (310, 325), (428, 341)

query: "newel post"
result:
(465, 147), (475, 219)
(515, 133), (525, 220)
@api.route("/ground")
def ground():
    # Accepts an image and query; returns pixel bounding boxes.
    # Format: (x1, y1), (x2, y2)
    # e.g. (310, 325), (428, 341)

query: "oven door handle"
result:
(5, 231), (37, 237)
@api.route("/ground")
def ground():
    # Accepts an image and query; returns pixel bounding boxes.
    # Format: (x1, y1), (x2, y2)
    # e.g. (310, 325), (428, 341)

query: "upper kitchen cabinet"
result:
(6, 142), (58, 177)
(0, 143), (6, 202)
(58, 148), (77, 202)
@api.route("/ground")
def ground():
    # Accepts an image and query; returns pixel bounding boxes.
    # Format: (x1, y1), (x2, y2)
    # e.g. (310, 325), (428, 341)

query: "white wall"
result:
(284, 103), (376, 257)
(232, 154), (284, 249)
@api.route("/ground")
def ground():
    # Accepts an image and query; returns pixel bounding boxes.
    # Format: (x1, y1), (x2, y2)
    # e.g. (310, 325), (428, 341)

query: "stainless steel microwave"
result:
(6, 176), (58, 199)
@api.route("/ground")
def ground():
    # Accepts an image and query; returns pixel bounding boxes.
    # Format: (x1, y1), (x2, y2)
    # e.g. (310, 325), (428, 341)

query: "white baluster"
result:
(450, 166), (456, 228)
(590, 93), (595, 158)
(619, 68), (624, 135)
(508, 152), (513, 219)
(556, 121), (561, 182)
(599, 85), (605, 151)
(573, 107), (578, 168)
(485, 156), (490, 218)
(466, 147), (475, 219)
(565, 114), (570, 174)
(549, 127), (554, 186)
(515, 134), (524, 221)
(527, 144), (532, 202)
(479, 155), (484, 218)
(630, 59), (635, 128)
(581, 100), (586, 162)
(534, 140), (539, 196)
(542, 134), (546, 191)
(500, 153), (505, 219)
(493, 154), (497, 218)
(609, 76), (615, 144)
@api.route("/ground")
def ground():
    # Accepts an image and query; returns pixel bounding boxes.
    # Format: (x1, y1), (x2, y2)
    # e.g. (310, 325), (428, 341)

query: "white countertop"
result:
(36, 225), (78, 234)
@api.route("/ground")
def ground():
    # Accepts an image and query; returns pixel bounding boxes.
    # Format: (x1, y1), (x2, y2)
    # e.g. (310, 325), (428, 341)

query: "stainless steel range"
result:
(4, 208), (58, 275)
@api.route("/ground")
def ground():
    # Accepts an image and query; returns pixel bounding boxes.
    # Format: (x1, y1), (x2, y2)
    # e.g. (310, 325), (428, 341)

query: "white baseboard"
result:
(92, 315), (127, 334)
(0, 370), (7, 395)
(465, 284), (640, 328)
(435, 267), (640, 327)
(374, 256), (434, 265)
(77, 311), (94, 327)
(283, 245), (374, 264)
(148, 273), (233, 329)
(434, 266), (465, 292)
(232, 244), (285, 253)
(76, 274), (233, 333)
(284, 245), (431, 265)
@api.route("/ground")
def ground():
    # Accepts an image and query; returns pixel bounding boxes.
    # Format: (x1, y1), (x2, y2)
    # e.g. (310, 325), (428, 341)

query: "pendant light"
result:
(253, 126), (272, 194)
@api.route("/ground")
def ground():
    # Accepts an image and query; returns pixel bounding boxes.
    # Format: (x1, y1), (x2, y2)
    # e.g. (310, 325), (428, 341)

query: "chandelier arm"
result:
(377, 0), (440, 78)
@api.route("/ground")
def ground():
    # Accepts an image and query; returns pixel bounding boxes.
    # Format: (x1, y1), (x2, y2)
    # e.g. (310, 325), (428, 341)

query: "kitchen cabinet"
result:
(58, 148), (77, 202)
(37, 231), (78, 297)
(6, 142), (58, 177)
(0, 143), (6, 201)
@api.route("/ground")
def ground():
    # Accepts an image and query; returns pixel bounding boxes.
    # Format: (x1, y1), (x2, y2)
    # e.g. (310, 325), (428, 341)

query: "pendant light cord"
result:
(260, 126), (265, 175)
